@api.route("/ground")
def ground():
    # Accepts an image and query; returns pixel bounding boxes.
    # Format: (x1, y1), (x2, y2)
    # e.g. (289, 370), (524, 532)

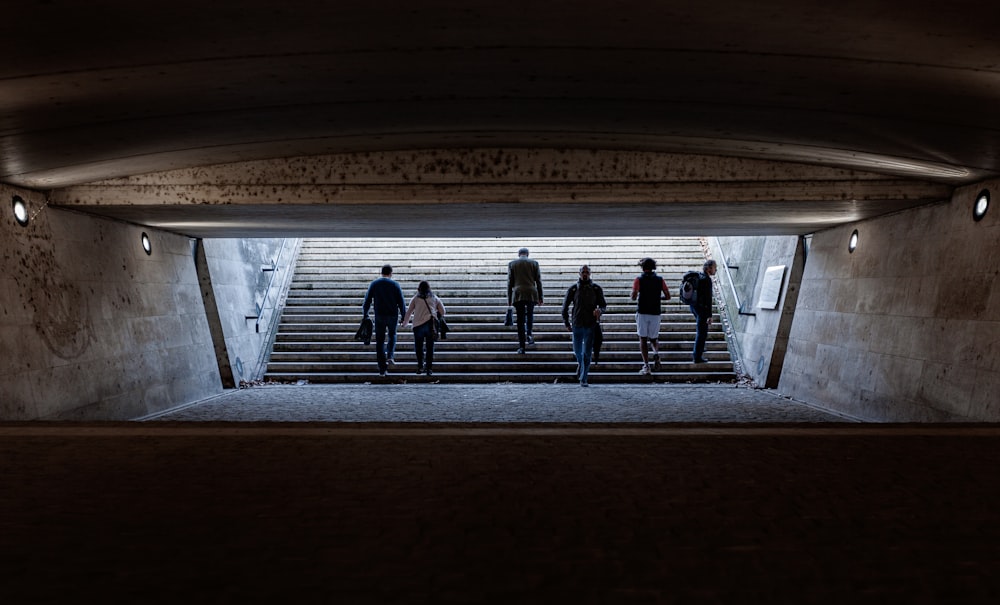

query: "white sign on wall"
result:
(757, 265), (786, 310)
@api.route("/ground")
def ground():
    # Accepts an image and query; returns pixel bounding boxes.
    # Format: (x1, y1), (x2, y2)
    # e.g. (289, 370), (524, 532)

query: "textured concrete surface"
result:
(779, 182), (1000, 422)
(712, 235), (804, 388)
(7, 2), (998, 198)
(199, 237), (298, 386)
(52, 151), (951, 238)
(2, 419), (998, 603)
(1, 198), (224, 421)
(147, 384), (849, 423)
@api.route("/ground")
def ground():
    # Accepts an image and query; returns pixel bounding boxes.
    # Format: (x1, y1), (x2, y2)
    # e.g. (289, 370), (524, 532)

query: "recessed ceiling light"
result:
(974, 189), (989, 222)
(12, 196), (29, 226)
(141, 232), (152, 255)
(848, 229), (859, 253)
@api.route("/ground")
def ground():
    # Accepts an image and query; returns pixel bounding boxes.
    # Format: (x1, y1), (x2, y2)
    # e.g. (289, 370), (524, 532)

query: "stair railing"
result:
(245, 239), (290, 334)
(715, 247), (756, 317)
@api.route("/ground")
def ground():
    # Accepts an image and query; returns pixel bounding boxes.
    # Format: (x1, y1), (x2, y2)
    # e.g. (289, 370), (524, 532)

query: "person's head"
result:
(381, 264), (393, 277)
(703, 260), (717, 275)
(518, 247), (529, 257)
(579, 264), (591, 281)
(639, 257), (656, 272)
(417, 281), (431, 297)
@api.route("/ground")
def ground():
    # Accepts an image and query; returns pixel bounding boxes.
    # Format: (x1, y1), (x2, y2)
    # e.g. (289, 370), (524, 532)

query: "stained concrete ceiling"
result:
(3, 1), (999, 237)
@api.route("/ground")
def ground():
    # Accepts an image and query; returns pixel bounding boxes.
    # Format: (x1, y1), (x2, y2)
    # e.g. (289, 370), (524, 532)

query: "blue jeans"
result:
(690, 305), (709, 361)
(374, 314), (399, 371)
(572, 326), (595, 383)
(413, 320), (436, 370)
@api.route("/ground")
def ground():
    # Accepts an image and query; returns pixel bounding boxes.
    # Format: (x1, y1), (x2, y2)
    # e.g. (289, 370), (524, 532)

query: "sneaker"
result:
(652, 353), (662, 371)
(387, 357), (395, 366)
(516, 347), (525, 354)
(426, 369), (433, 376)
(379, 370), (386, 376)
(527, 335), (535, 345)
(580, 380), (589, 387)
(639, 364), (651, 376)
(416, 366), (424, 375)
(693, 357), (708, 364)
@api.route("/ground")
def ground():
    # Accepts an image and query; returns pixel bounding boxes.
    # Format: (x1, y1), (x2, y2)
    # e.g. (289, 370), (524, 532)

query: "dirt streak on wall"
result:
(1, 185), (223, 420)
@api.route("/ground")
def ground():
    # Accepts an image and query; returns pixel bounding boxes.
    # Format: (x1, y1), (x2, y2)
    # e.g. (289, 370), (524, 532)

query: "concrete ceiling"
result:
(3, 1), (999, 237)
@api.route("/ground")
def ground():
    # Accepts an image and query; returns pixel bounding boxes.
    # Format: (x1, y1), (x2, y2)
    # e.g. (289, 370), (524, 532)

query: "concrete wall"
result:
(779, 180), (1000, 421)
(1, 185), (223, 420)
(712, 235), (805, 388)
(198, 238), (300, 386)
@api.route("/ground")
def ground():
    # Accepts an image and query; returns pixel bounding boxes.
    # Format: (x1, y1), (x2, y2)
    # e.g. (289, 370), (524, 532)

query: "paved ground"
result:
(147, 383), (850, 423)
(4, 386), (999, 603)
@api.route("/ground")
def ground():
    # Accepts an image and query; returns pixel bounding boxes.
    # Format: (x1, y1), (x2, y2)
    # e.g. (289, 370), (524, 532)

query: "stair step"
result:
(270, 342), (730, 352)
(268, 351), (730, 362)
(263, 372), (737, 384)
(266, 361), (733, 372)
(264, 237), (733, 384)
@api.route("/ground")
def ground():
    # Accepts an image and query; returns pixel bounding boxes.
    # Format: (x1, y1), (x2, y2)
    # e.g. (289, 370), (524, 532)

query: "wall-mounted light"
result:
(12, 196), (29, 226)
(141, 232), (152, 255)
(848, 229), (859, 253)
(974, 189), (990, 222)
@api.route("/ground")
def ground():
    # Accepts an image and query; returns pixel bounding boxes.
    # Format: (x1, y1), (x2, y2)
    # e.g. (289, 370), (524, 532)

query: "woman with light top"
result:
(401, 281), (447, 376)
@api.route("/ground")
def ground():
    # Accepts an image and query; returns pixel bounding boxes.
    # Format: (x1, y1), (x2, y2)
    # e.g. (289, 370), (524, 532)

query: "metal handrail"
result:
(715, 246), (756, 317)
(245, 239), (289, 333)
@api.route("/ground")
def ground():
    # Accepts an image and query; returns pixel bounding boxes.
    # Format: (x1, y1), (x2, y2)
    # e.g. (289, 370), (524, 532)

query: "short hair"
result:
(703, 260), (717, 272)
(381, 264), (393, 276)
(639, 257), (656, 271)
(518, 248), (529, 256)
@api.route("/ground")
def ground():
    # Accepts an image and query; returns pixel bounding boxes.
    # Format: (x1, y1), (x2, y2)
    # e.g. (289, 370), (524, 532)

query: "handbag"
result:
(436, 313), (449, 339)
(422, 296), (446, 338)
(504, 307), (514, 326)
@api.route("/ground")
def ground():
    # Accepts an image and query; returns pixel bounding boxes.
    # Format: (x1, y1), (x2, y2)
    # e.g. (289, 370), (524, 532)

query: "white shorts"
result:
(635, 313), (661, 339)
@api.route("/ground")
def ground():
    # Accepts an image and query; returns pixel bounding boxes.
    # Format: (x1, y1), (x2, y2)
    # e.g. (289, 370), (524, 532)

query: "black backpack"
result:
(679, 271), (701, 305)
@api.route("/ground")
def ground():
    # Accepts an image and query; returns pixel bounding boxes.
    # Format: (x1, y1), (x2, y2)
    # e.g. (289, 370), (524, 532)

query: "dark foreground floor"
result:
(2, 423), (999, 604)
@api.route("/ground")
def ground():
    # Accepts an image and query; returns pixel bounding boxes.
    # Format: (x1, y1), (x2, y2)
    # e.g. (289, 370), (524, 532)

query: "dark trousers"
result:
(374, 314), (399, 371)
(690, 305), (709, 361)
(514, 301), (535, 348)
(413, 320), (436, 370)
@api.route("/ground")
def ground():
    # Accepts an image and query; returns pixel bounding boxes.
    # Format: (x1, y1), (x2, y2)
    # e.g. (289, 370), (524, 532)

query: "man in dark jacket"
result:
(562, 265), (607, 387)
(362, 264), (407, 376)
(690, 260), (717, 364)
(507, 247), (543, 354)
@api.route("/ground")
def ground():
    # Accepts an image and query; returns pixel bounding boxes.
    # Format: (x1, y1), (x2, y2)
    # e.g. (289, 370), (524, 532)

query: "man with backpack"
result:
(631, 257), (671, 375)
(562, 265), (607, 387)
(681, 259), (717, 364)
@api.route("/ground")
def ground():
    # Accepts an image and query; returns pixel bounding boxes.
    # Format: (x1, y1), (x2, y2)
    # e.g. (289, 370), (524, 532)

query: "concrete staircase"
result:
(265, 237), (735, 383)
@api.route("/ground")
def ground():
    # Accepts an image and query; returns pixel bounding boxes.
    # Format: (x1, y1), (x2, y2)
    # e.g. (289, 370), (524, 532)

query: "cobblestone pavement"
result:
(147, 383), (851, 423)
